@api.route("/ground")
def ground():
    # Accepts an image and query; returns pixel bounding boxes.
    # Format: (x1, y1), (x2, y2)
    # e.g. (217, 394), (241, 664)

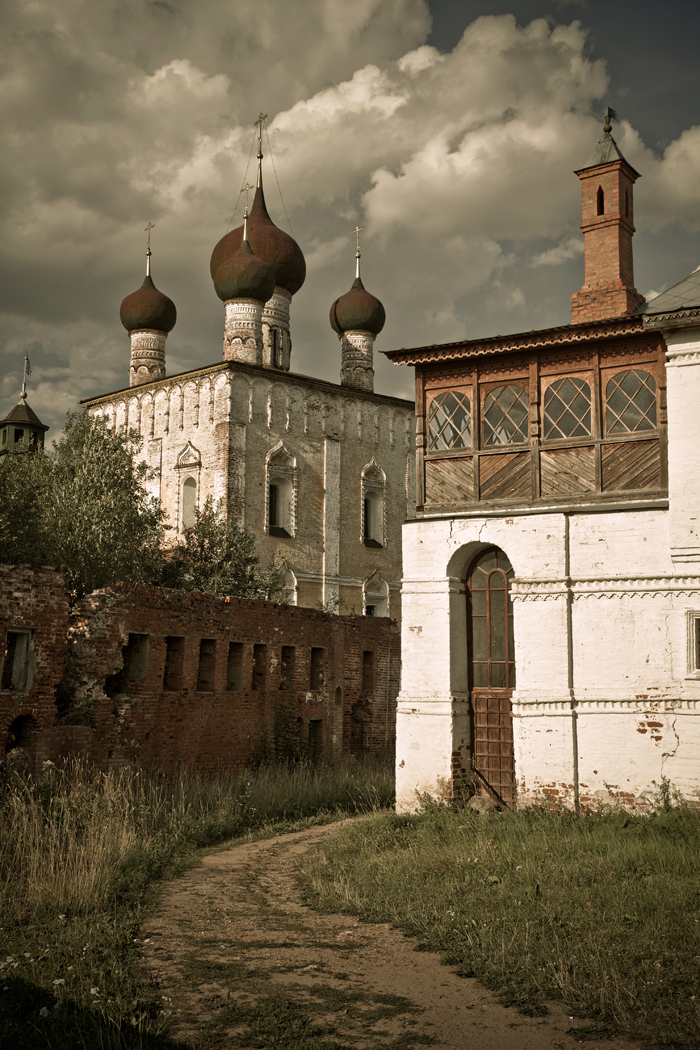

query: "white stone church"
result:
(387, 116), (700, 810)
(83, 141), (415, 620)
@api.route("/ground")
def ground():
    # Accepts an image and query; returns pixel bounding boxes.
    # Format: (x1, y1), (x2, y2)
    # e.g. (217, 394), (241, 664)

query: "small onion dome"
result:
(120, 275), (177, 334)
(330, 276), (386, 336)
(212, 235), (276, 304)
(210, 184), (306, 296)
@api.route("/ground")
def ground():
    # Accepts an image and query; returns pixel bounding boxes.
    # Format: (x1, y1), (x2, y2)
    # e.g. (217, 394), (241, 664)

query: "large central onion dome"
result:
(210, 182), (306, 297)
(120, 275), (177, 333)
(212, 219), (276, 303)
(330, 275), (386, 336)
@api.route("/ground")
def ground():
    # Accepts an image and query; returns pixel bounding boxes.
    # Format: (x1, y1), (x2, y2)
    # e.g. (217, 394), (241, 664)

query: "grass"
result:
(0, 755), (393, 1049)
(298, 802), (700, 1049)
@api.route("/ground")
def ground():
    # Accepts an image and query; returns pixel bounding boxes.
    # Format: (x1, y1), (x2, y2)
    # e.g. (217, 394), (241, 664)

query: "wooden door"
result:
(467, 548), (516, 803)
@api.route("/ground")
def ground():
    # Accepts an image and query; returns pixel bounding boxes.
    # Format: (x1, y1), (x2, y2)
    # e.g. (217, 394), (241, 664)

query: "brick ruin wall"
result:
(1, 566), (400, 776)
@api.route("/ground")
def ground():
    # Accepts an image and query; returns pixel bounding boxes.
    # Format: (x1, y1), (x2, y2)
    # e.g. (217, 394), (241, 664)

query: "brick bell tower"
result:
(571, 108), (645, 323)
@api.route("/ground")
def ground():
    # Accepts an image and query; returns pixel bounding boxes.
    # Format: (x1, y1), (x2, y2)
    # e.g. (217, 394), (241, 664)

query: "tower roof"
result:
(1, 398), (49, 431)
(211, 218), (276, 303)
(636, 268), (700, 317)
(210, 158), (306, 297)
(120, 274), (177, 334)
(330, 275), (386, 336)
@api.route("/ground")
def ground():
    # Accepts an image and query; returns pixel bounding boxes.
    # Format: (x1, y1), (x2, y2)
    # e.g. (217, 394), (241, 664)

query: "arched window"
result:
(181, 476), (197, 531)
(596, 186), (605, 215)
(483, 385), (528, 446)
(266, 444), (298, 537)
(361, 459), (386, 548)
(468, 548), (515, 689)
(605, 369), (657, 434)
(363, 572), (389, 617)
(428, 390), (471, 450)
(543, 377), (592, 439)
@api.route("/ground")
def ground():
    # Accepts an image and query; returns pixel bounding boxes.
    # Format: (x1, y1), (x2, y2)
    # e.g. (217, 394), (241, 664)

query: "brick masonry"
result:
(1, 566), (400, 775)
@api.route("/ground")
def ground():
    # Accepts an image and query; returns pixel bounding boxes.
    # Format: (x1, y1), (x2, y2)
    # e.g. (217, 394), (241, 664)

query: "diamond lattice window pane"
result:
(606, 369), (657, 434)
(428, 391), (472, 450)
(543, 377), (592, 439)
(483, 385), (528, 446)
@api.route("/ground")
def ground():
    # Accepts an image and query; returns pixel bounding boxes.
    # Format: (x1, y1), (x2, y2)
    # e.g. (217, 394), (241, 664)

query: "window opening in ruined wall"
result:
(227, 642), (244, 691)
(163, 636), (185, 691)
(252, 644), (267, 691)
(309, 647), (324, 691)
(362, 650), (375, 692)
(197, 639), (216, 692)
(280, 646), (295, 690)
(308, 719), (323, 762)
(105, 634), (149, 697)
(1, 630), (33, 693)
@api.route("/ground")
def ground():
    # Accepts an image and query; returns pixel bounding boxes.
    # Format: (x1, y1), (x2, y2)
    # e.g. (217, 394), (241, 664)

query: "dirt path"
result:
(142, 819), (637, 1050)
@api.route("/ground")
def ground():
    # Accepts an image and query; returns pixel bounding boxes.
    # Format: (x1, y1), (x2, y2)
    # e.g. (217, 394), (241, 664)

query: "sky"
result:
(2, 0), (700, 436)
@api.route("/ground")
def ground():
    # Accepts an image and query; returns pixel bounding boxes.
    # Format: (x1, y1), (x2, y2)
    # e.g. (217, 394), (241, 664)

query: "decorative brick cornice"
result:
(511, 574), (700, 602)
(384, 317), (644, 367)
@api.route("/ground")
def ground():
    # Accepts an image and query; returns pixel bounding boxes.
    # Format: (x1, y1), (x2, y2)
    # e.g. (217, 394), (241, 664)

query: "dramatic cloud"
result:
(1, 2), (699, 435)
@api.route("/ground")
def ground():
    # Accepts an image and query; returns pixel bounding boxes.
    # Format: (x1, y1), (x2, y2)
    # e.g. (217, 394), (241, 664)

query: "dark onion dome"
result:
(212, 233), (276, 304)
(120, 275), (177, 334)
(210, 183), (306, 297)
(330, 275), (386, 336)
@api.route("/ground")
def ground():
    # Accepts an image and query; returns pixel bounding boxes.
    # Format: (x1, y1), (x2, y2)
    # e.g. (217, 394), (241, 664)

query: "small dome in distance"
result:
(330, 275), (386, 337)
(120, 275), (177, 334)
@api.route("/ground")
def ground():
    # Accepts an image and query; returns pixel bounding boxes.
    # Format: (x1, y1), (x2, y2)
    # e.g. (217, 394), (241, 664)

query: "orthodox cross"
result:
(353, 225), (364, 278)
(255, 112), (268, 153)
(145, 222), (155, 275)
(240, 182), (254, 214)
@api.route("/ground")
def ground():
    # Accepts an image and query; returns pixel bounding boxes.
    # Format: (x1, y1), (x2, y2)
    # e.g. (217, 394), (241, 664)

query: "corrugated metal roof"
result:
(637, 268), (700, 315)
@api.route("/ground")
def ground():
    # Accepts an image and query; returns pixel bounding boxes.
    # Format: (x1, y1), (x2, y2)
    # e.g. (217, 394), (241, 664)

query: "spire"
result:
(354, 225), (364, 281)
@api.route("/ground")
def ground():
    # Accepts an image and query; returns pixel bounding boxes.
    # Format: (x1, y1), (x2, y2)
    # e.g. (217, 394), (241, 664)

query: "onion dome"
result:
(120, 275), (176, 334)
(212, 216), (276, 303)
(211, 180), (306, 296)
(330, 275), (386, 336)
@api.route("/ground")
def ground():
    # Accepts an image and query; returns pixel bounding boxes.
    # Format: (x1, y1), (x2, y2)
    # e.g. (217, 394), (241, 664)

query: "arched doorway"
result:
(467, 547), (516, 803)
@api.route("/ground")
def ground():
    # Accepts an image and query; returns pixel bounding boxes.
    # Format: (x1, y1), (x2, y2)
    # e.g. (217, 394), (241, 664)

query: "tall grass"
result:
(0, 756), (392, 1048)
(299, 803), (700, 1049)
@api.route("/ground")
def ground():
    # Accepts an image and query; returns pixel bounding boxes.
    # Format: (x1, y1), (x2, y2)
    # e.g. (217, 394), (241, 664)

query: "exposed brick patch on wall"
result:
(1, 567), (399, 775)
(0, 564), (70, 773)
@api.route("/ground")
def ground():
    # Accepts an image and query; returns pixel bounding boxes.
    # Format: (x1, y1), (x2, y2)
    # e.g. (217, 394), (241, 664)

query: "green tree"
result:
(0, 411), (166, 598)
(162, 497), (284, 601)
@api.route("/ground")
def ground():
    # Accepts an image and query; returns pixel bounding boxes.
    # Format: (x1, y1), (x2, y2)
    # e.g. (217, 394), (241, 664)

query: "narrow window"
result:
(252, 644), (267, 691)
(181, 476), (197, 531)
(363, 491), (383, 548)
(596, 186), (604, 215)
(163, 636), (185, 691)
(269, 483), (279, 528)
(1, 631), (32, 693)
(197, 639), (216, 692)
(2, 429), (7, 446)
(625, 189), (629, 217)
(310, 647), (324, 691)
(308, 719), (323, 761)
(362, 650), (374, 693)
(280, 645), (295, 690)
(14, 428), (24, 445)
(334, 685), (342, 707)
(226, 642), (244, 691)
(105, 633), (149, 697)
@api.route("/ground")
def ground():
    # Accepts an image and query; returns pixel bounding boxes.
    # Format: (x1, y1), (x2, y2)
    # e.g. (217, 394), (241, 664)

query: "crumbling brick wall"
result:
(0, 564), (69, 773)
(56, 581), (399, 774)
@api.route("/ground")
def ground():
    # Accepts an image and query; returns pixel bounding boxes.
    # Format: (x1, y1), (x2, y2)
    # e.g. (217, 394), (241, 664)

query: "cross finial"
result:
(240, 182), (254, 215)
(145, 222), (155, 276)
(353, 225), (364, 279)
(254, 112), (268, 187)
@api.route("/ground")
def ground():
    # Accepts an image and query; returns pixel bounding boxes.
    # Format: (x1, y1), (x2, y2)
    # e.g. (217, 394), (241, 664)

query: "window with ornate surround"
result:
(419, 339), (667, 510)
